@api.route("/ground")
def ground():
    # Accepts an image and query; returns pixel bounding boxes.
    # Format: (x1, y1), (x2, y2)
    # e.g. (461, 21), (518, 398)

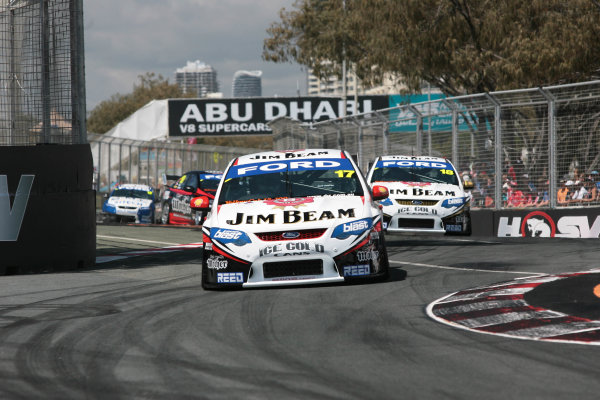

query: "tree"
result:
(87, 73), (191, 134)
(263, 0), (600, 95)
(264, 0), (600, 189)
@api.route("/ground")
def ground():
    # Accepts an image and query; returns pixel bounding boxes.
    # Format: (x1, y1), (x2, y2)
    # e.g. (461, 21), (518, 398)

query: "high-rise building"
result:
(175, 60), (219, 97)
(232, 70), (262, 98)
(307, 62), (409, 96)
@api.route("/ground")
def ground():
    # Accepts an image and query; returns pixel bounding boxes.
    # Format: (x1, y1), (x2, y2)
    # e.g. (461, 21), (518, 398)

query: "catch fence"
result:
(273, 80), (600, 210)
(0, 0), (85, 146)
(89, 134), (260, 193)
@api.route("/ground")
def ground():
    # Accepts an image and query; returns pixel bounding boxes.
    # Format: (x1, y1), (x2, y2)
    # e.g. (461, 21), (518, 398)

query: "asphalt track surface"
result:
(1, 224), (599, 399)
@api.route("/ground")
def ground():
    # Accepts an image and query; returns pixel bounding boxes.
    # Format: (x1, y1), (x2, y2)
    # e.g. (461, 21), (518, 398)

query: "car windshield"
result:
(199, 176), (221, 191)
(111, 188), (154, 200)
(371, 161), (459, 186)
(219, 158), (364, 204)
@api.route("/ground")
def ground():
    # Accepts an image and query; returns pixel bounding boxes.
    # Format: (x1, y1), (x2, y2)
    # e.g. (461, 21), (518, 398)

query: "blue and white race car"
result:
(101, 183), (157, 224)
(366, 155), (473, 235)
(195, 149), (390, 289)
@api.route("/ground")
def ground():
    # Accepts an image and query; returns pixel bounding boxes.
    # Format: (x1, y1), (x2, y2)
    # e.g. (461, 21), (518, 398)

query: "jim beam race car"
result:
(160, 170), (223, 225)
(193, 149), (390, 289)
(366, 155), (473, 235)
(101, 183), (157, 224)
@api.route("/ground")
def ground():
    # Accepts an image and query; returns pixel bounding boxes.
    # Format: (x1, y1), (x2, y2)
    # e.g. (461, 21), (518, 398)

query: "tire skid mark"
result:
(96, 242), (203, 264)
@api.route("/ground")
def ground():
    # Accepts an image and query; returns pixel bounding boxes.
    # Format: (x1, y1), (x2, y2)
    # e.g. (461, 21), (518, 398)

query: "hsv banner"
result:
(496, 209), (600, 238)
(168, 96), (389, 137)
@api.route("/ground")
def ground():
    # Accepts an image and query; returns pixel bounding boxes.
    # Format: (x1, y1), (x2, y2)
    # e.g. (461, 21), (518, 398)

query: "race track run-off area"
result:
(427, 270), (600, 345)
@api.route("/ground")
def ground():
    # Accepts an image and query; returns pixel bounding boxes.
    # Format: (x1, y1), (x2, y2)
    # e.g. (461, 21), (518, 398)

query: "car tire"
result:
(161, 204), (170, 224)
(374, 238), (391, 282)
(460, 211), (472, 236)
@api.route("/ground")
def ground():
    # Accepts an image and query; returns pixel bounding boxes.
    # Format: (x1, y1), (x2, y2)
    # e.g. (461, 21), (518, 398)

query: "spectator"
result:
(533, 179), (550, 207)
(557, 180), (571, 206)
(502, 173), (516, 207)
(580, 179), (597, 204)
(591, 171), (600, 196)
(482, 174), (495, 208)
(570, 180), (588, 204)
(507, 182), (527, 208)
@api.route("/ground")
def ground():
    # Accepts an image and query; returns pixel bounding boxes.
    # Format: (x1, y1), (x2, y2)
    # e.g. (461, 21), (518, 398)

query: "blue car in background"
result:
(101, 183), (157, 224)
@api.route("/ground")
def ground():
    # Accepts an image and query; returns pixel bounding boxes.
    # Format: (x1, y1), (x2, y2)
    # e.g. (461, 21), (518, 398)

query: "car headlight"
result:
(331, 218), (373, 240)
(210, 227), (252, 246)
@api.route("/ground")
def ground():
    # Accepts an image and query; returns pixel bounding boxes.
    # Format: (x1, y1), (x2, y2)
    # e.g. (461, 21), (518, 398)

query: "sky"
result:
(83, 0), (306, 111)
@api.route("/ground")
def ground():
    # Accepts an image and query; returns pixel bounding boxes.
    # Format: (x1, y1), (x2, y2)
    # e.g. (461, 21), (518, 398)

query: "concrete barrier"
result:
(0, 144), (95, 274)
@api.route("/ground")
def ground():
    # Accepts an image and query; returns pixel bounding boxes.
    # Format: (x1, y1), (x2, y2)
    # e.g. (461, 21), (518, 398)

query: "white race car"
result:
(195, 149), (390, 289)
(101, 183), (157, 224)
(366, 155), (473, 235)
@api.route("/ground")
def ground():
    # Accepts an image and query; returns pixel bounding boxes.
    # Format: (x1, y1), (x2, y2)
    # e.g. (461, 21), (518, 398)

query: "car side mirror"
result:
(190, 196), (210, 210)
(372, 185), (389, 201)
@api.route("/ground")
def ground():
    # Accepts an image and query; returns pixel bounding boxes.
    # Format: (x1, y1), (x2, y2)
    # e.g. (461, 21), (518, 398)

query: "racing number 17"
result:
(334, 170), (355, 178)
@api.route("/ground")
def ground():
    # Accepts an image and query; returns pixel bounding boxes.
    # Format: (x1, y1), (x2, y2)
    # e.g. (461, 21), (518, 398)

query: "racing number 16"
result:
(334, 170), (355, 178)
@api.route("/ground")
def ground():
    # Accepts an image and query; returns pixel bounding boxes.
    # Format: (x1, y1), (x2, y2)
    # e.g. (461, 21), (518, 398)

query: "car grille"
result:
(119, 206), (137, 210)
(396, 199), (438, 206)
(397, 218), (435, 228)
(255, 228), (327, 241)
(263, 259), (323, 278)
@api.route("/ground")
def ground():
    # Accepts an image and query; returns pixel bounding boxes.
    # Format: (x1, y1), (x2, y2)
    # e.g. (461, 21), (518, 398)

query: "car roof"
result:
(115, 183), (153, 191)
(378, 155), (449, 163)
(234, 149), (346, 165)
(182, 170), (223, 175)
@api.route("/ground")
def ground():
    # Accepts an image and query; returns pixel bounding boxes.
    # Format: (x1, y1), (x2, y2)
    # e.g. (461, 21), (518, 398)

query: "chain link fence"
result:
(0, 0), (85, 146)
(272, 81), (600, 210)
(89, 133), (260, 194)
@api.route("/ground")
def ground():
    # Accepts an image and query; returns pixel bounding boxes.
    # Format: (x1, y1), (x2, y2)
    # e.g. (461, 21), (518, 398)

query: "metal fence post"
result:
(40, 0), (51, 143)
(357, 120), (363, 168)
(539, 88), (557, 208)
(382, 123), (388, 156)
(442, 100), (459, 168)
(409, 105), (422, 155)
(486, 94), (502, 209)
(72, 0), (87, 144)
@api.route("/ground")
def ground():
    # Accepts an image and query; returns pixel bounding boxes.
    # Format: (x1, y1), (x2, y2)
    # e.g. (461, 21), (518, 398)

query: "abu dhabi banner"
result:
(168, 96), (389, 137)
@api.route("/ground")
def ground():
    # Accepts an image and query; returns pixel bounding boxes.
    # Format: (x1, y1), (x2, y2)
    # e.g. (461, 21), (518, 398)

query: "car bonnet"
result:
(213, 195), (369, 232)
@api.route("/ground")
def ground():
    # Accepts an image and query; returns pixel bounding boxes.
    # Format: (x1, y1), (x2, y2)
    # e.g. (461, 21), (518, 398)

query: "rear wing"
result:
(161, 174), (181, 187)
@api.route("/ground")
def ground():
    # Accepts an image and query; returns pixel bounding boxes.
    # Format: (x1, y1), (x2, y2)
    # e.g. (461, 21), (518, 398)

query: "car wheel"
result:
(375, 237), (390, 282)
(161, 204), (170, 224)
(464, 214), (472, 236)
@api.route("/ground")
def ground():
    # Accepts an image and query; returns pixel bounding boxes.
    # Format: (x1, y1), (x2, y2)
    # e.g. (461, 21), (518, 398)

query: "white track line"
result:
(97, 235), (181, 247)
(389, 260), (544, 276)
